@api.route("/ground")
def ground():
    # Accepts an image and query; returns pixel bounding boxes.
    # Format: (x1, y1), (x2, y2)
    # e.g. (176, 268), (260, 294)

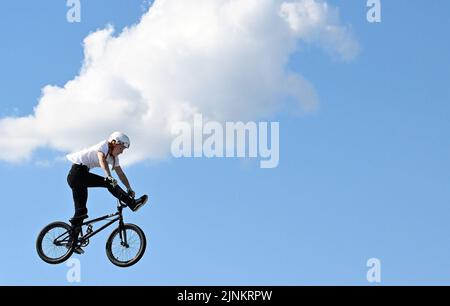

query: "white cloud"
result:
(279, 0), (360, 61)
(0, 0), (359, 164)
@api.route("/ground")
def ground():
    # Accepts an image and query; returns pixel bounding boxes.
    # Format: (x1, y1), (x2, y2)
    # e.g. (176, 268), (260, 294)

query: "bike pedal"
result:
(73, 247), (85, 255)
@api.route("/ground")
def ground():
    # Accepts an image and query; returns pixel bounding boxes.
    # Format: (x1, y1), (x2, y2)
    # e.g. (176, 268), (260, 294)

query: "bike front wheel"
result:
(36, 222), (74, 264)
(106, 223), (146, 267)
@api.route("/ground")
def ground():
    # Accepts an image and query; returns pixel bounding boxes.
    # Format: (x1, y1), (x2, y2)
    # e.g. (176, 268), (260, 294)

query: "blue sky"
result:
(1, 0), (450, 285)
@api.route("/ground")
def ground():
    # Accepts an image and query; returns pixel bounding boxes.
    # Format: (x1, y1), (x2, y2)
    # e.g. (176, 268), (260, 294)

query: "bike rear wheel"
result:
(36, 222), (74, 264)
(106, 223), (146, 267)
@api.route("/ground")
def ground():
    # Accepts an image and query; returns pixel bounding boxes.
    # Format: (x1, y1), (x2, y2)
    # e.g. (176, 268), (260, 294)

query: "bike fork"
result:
(119, 220), (129, 248)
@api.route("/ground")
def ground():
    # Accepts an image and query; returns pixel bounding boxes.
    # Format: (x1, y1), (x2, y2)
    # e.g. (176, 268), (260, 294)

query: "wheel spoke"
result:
(40, 225), (70, 260)
(110, 228), (143, 263)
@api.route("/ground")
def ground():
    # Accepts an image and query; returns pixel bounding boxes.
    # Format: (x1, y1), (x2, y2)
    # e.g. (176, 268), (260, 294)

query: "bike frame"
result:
(79, 201), (128, 245)
(53, 201), (129, 247)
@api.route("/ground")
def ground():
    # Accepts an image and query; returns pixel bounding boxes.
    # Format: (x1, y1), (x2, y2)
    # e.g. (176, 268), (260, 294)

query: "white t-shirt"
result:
(66, 140), (120, 170)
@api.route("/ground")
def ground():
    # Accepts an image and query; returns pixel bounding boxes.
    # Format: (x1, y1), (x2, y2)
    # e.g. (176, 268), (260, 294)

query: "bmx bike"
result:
(36, 200), (146, 268)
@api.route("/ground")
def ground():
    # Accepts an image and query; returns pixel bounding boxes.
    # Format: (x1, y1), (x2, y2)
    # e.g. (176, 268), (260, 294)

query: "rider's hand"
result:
(127, 188), (136, 198)
(105, 176), (118, 188)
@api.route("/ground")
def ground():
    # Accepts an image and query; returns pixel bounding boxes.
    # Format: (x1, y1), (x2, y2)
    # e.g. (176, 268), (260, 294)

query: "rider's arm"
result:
(115, 166), (132, 191)
(97, 152), (112, 178)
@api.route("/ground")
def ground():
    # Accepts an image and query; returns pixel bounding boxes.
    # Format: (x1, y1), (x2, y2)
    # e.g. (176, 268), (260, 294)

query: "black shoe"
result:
(129, 195), (148, 212)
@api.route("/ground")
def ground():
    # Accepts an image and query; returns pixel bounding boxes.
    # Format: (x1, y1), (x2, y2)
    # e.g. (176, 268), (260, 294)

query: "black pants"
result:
(67, 164), (131, 221)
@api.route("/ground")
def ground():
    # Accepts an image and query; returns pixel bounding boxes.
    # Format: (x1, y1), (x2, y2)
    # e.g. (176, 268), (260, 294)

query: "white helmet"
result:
(108, 132), (130, 148)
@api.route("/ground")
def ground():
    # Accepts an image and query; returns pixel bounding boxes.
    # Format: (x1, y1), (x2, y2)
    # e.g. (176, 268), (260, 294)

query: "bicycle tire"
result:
(105, 223), (146, 268)
(36, 221), (74, 264)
